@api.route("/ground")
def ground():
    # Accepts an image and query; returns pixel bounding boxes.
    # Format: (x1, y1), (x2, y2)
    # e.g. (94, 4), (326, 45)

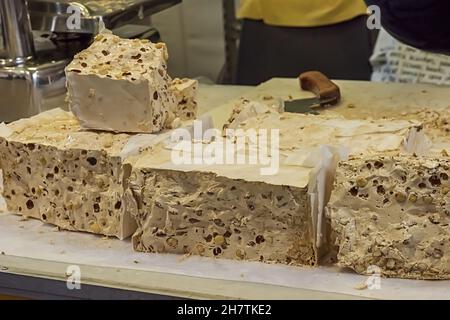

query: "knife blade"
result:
(284, 71), (341, 114)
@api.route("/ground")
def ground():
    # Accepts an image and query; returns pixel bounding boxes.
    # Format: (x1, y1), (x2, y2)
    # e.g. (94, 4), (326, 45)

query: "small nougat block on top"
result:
(0, 109), (136, 239)
(327, 155), (450, 280)
(66, 33), (178, 133)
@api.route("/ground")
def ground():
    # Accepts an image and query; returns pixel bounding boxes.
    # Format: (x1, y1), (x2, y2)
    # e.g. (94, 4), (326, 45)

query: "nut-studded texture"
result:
(0, 109), (136, 239)
(66, 33), (194, 133)
(170, 78), (198, 121)
(129, 168), (316, 267)
(327, 155), (450, 279)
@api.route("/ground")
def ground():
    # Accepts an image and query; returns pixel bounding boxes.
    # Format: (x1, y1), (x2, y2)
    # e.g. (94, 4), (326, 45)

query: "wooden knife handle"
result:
(299, 71), (341, 106)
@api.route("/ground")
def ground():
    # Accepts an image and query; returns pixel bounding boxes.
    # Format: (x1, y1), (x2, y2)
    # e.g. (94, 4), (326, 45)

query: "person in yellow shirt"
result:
(236, 0), (373, 85)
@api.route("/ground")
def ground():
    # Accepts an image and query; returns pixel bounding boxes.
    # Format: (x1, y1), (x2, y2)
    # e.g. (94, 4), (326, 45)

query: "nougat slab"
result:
(127, 147), (317, 266)
(327, 155), (450, 280)
(66, 33), (181, 133)
(126, 102), (426, 267)
(0, 109), (136, 239)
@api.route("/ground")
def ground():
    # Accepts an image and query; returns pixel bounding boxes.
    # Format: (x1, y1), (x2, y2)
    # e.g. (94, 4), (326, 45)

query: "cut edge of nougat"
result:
(125, 132), (318, 266)
(316, 125), (431, 262)
(326, 154), (450, 280)
(128, 166), (318, 267)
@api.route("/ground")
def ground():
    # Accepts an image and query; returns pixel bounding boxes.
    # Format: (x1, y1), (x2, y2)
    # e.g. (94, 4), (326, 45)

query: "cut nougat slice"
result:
(0, 109), (136, 239)
(327, 155), (450, 279)
(66, 32), (179, 133)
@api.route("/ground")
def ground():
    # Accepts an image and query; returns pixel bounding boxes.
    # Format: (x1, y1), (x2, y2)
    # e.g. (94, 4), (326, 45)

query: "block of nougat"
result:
(127, 146), (317, 267)
(66, 32), (180, 133)
(0, 109), (137, 239)
(170, 78), (198, 120)
(126, 101), (427, 267)
(327, 155), (450, 280)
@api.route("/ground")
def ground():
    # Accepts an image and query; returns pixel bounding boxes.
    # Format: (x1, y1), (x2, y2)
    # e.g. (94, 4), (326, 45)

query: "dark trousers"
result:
(236, 16), (375, 85)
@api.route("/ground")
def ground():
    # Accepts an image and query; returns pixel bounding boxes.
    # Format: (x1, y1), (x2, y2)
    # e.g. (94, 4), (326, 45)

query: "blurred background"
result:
(152, 0), (229, 83)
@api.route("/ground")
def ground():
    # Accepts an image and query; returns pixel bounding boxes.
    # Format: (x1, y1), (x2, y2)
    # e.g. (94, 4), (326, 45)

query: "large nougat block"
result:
(126, 101), (427, 267)
(129, 162), (317, 266)
(0, 109), (136, 239)
(327, 155), (450, 279)
(66, 33), (179, 133)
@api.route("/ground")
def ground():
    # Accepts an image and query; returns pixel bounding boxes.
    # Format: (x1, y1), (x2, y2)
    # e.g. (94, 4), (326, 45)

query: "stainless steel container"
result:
(0, 0), (35, 65)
